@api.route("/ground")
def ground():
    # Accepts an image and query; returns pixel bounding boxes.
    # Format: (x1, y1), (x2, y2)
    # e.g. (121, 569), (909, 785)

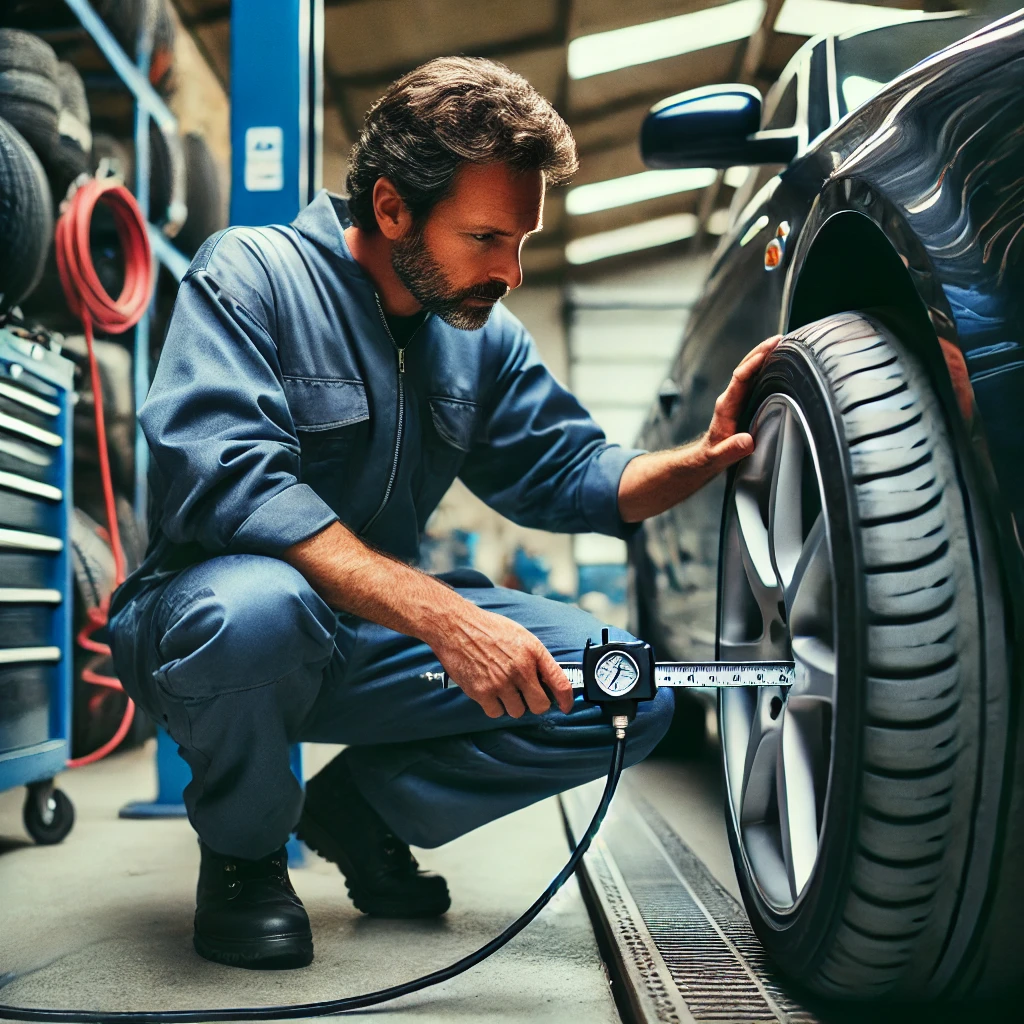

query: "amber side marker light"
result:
(764, 237), (783, 270)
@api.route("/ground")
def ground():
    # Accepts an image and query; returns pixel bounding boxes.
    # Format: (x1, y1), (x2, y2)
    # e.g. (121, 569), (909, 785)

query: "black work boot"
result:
(194, 842), (313, 969)
(296, 752), (451, 918)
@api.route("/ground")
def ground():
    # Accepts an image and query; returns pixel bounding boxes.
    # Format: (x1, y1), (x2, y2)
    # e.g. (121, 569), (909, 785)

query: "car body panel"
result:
(635, 8), (1024, 664)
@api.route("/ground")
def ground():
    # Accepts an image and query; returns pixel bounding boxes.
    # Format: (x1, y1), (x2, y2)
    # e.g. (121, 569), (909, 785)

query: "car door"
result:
(639, 48), (823, 661)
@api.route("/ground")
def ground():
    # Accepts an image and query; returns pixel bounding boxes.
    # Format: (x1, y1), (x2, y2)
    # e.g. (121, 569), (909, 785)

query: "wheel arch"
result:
(786, 209), (956, 409)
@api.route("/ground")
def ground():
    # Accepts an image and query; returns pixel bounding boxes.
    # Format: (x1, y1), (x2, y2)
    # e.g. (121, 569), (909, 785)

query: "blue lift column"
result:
(121, 3), (325, 864)
(230, 0), (324, 226)
(231, 0), (325, 866)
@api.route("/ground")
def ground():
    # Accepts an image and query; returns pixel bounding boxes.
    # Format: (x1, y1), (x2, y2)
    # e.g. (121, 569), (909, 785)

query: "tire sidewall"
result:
(718, 340), (867, 974)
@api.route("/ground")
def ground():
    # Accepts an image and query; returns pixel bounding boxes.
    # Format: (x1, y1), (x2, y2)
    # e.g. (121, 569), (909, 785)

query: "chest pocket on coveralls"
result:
(427, 396), (478, 465)
(283, 377), (370, 474)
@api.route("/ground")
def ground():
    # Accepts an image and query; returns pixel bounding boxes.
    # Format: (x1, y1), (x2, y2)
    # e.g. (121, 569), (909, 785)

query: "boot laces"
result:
(380, 833), (417, 874)
(222, 850), (287, 882)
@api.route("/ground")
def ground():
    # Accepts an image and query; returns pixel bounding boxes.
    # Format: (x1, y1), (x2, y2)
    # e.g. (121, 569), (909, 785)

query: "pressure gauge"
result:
(593, 651), (640, 696)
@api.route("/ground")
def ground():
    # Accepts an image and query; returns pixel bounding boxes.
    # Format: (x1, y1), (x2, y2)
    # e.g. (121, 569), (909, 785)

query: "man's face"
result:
(391, 162), (544, 330)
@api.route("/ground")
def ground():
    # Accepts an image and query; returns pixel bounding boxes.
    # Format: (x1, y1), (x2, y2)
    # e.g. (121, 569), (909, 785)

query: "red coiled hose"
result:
(56, 177), (154, 769)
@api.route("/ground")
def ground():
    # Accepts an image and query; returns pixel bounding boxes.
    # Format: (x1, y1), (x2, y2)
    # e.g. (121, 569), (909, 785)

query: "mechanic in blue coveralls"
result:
(109, 56), (780, 970)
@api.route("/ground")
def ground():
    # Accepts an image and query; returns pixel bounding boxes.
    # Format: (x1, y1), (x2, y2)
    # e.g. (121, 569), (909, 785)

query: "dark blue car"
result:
(629, 6), (1024, 1001)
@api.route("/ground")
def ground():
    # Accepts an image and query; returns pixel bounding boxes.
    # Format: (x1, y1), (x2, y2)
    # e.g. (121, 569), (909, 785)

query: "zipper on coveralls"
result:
(361, 295), (422, 535)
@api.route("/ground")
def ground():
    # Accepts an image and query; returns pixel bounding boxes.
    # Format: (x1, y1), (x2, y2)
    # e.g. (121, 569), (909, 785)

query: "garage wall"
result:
(569, 251), (711, 570)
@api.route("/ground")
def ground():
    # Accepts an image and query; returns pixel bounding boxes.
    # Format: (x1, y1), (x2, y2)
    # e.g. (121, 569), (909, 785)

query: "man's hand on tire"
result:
(700, 334), (783, 470)
(431, 604), (574, 719)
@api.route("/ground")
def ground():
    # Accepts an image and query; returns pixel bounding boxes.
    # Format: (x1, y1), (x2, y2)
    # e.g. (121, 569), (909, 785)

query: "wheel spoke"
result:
(777, 709), (820, 900)
(721, 687), (754, 821)
(720, 638), (769, 660)
(788, 635), (836, 707)
(768, 408), (805, 590)
(740, 688), (783, 825)
(786, 512), (831, 636)
(733, 487), (782, 626)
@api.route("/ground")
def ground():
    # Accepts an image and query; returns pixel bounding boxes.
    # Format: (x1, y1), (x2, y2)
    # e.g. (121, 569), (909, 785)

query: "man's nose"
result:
(491, 250), (524, 292)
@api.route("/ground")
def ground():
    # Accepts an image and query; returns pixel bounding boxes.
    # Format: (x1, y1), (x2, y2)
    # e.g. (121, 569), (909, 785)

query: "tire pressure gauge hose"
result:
(0, 735), (627, 1023)
(0, 634), (792, 1021)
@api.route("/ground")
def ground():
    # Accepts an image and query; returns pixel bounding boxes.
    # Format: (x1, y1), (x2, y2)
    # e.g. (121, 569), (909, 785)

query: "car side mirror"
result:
(641, 85), (799, 169)
(658, 379), (682, 419)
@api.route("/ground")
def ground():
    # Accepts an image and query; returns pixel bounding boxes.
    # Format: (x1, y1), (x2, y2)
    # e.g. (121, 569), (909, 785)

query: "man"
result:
(110, 56), (779, 970)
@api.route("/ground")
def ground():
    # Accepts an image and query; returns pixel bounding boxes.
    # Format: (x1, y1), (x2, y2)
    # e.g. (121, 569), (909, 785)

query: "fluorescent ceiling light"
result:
(723, 165), (750, 188)
(567, 168), (717, 216)
(568, 0), (766, 80)
(566, 213), (699, 264)
(776, 0), (928, 38)
(707, 208), (732, 235)
(841, 74), (885, 111)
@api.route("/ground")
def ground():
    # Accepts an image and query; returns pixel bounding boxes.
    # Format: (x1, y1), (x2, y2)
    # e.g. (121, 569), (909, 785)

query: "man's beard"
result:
(391, 225), (508, 331)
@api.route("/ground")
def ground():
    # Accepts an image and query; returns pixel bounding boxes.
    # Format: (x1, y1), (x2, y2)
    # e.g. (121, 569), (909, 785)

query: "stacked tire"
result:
(0, 110), (51, 312)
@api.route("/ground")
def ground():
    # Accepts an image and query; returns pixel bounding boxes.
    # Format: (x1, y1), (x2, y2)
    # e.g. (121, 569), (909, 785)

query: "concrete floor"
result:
(0, 741), (620, 1023)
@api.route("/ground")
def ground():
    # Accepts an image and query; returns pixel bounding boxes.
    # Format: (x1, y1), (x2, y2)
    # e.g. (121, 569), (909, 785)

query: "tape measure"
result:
(438, 631), (794, 709)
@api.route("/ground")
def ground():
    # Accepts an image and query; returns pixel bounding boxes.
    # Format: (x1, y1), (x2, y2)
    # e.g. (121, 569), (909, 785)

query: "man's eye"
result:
(471, 233), (493, 242)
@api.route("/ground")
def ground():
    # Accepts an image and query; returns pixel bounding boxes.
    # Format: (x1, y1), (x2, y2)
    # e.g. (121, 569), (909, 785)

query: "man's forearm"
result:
(280, 519), (575, 719)
(617, 438), (725, 523)
(281, 521), (464, 647)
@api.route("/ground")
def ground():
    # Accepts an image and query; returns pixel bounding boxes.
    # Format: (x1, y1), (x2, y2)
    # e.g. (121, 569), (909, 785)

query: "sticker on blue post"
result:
(245, 127), (284, 192)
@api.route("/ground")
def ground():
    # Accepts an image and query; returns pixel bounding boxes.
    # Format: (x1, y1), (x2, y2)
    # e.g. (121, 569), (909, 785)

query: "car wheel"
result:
(716, 311), (1017, 999)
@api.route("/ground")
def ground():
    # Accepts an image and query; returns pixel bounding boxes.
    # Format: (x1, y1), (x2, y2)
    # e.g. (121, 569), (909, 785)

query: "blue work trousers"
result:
(109, 555), (673, 860)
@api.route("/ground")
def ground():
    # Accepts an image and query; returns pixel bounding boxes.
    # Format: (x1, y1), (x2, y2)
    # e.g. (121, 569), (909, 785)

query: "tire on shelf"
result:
(47, 63), (93, 202)
(151, 0), (176, 96)
(0, 113), (53, 311)
(174, 131), (224, 257)
(0, 28), (60, 163)
(716, 311), (1018, 999)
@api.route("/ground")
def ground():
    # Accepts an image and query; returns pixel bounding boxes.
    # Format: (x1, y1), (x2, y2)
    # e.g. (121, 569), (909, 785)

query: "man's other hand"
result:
(699, 334), (782, 470)
(431, 606), (573, 719)
(617, 334), (783, 523)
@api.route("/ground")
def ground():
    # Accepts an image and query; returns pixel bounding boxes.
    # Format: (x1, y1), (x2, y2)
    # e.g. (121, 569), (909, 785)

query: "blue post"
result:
(119, 727), (189, 818)
(230, 0), (324, 864)
(230, 0), (323, 225)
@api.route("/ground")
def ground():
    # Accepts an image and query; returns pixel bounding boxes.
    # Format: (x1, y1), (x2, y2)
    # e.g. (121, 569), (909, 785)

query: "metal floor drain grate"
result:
(563, 784), (821, 1024)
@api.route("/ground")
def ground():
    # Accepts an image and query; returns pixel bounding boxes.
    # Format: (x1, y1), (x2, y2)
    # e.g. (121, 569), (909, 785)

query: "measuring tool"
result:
(440, 629), (795, 711)
(4, 632), (793, 1023)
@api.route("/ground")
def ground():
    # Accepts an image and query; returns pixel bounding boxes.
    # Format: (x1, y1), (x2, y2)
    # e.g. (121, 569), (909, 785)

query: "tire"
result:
(91, 132), (134, 186)
(716, 311), (1017, 999)
(0, 30), (59, 162)
(0, 28), (59, 79)
(175, 131), (224, 257)
(0, 113), (53, 310)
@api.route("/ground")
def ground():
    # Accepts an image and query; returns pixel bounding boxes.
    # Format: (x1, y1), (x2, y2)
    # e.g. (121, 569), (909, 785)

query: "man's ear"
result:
(372, 178), (412, 241)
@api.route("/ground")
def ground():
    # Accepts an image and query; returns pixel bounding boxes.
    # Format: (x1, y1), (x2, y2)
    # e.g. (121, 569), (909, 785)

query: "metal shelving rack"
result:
(0, 329), (74, 832)
(61, 0), (190, 522)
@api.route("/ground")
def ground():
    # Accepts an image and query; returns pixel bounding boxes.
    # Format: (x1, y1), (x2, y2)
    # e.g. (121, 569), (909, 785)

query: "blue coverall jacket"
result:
(105, 192), (676, 856)
(112, 191), (643, 615)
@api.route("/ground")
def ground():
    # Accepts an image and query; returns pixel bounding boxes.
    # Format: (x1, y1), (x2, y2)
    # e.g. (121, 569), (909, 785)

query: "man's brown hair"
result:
(345, 56), (578, 230)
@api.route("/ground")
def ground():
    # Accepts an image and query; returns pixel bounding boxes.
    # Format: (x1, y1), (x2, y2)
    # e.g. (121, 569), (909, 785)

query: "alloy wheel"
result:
(719, 394), (837, 912)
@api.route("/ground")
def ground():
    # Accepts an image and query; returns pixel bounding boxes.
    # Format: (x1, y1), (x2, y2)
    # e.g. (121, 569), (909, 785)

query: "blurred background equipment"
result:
(0, 0), (229, 774)
(0, 325), (76, 844)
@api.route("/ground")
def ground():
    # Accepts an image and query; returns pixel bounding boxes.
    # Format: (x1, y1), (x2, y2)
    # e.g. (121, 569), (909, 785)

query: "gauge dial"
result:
(594, 651), (640, 696)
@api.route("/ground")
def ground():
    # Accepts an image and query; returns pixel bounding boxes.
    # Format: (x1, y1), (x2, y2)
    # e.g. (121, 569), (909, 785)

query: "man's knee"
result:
(155, 555), (336, 700)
